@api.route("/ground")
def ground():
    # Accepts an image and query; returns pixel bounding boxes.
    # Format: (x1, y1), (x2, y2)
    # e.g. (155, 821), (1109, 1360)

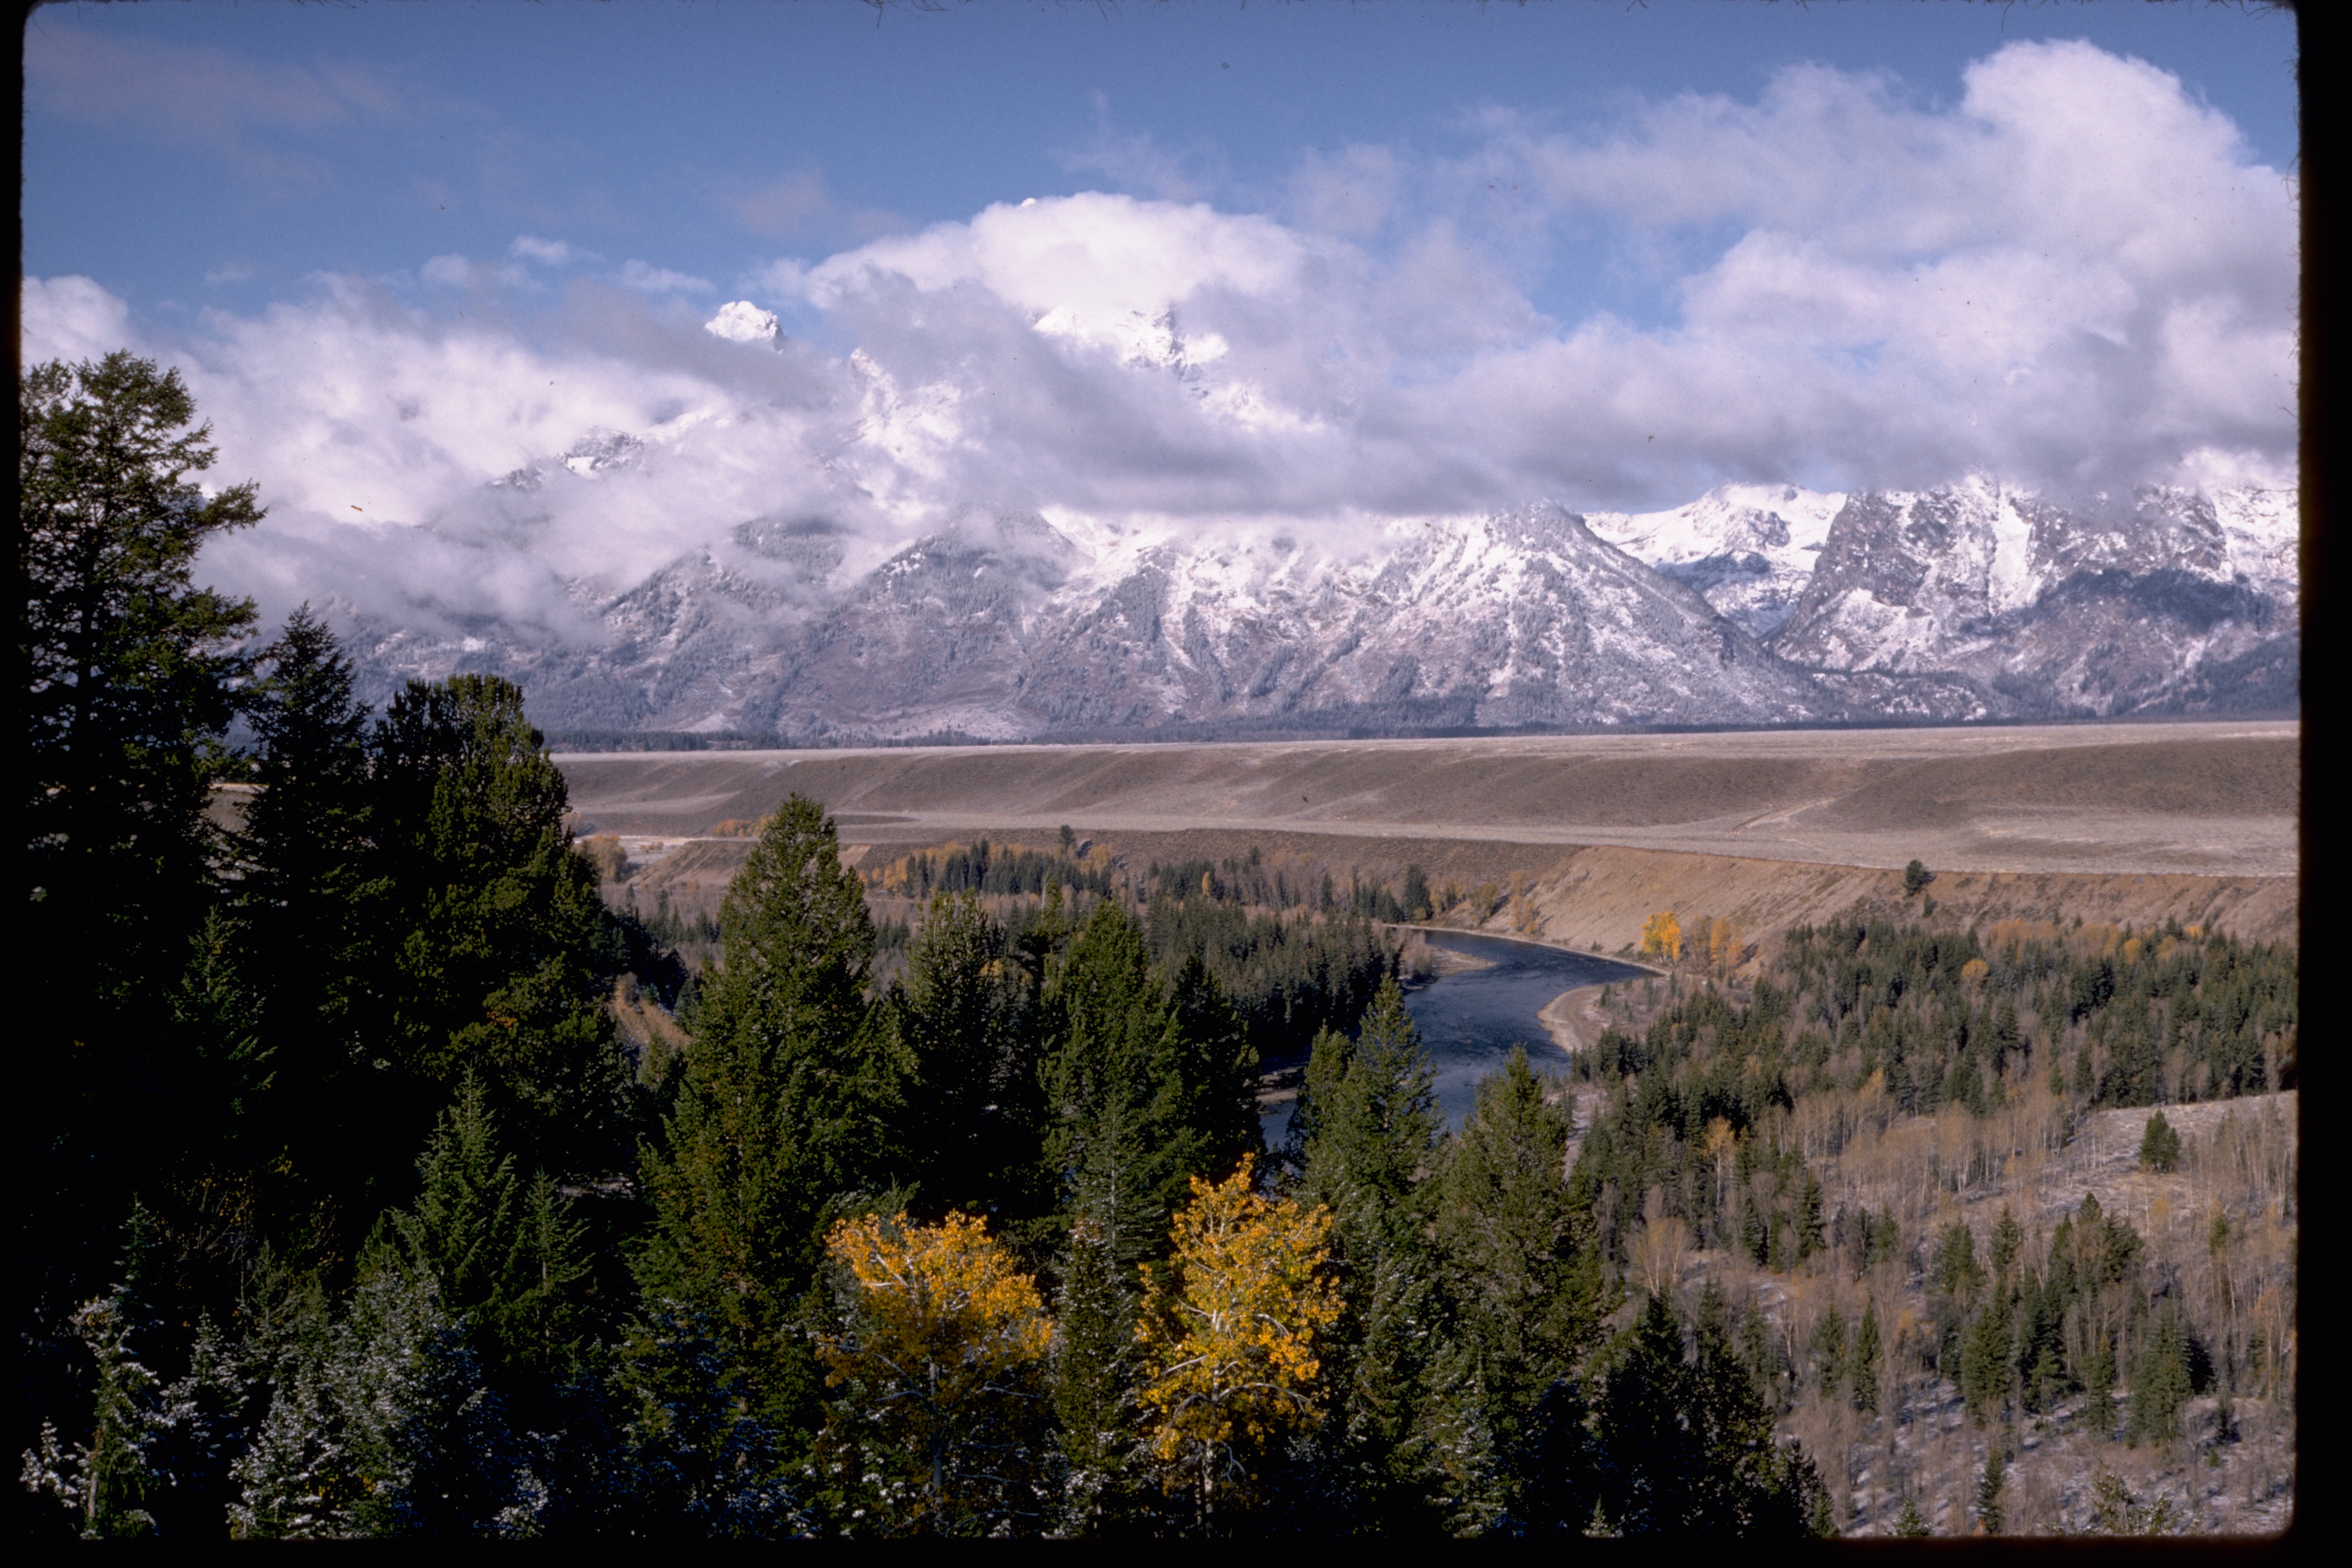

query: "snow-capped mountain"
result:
(1763, 480), (2297, 721)
(341, 465), (2298, 741)
(1585, 484), (1847, 641)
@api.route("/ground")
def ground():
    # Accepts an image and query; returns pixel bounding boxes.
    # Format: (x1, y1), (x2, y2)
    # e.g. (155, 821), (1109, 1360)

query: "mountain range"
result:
(338, 456), (2298, 743)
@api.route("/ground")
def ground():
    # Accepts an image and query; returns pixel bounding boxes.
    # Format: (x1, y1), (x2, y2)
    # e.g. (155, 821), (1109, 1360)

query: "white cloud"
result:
(510, 235), (577, 266)
(21, 276), (137, 365)
(18, 41), (2295, 648)
(704, 301), (780, 344)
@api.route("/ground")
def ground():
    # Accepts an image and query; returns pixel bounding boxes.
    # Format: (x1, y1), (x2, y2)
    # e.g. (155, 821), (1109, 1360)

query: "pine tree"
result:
(610, 1305), (806, 1537)
(892, 891), (1034, 1220)
(637, 794), (903, 1429)
(1041, 899), (1194, 1269)
(1432, 1049), (1600, 1501)
(1809, 1312), (1847, 1400)
(1050, 1212), (1142, 1535)
(21, 351), (266, 1373)
(1973, 1444), (2007, 1534)
(1960, 1305), (2011, 1428)
(361, 674), (634, 1184)
(2082, 1333), (2119, 1441)
(2137, 1109), (2183, 1173)
(384, 1076), (590, 1385)
(1166, 954), (1262, 1189)
(2126, 1304), (2193, 1446)
(1848, 1298), (1883, 1415)
(237, 606), (376, 1196)
(1290, 980), (1449, 1530)
(229, 1250), (535, 1537)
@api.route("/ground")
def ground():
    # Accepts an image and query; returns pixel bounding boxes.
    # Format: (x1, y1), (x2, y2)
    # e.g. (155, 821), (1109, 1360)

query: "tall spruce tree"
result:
(360, 674), (632, 1186)
(1040, 900), (1192, 1269)
(21, 352), (266, 1411)
(1290, 982), (1452, 1530)
(891, 891), (1040, 1222)
(636, 794), (903, 1429)
(383, 1076), (591, 1389)
(1432, 1048), (1602, 1508)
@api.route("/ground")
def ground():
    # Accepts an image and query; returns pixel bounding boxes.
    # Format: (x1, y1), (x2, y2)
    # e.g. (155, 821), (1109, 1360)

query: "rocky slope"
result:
(342, 465), (2298, 740)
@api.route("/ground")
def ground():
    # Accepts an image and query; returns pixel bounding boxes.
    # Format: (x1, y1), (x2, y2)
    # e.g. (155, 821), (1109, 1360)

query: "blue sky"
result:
(26, 1), (2297, 333)
(20, 1), (2301, 633)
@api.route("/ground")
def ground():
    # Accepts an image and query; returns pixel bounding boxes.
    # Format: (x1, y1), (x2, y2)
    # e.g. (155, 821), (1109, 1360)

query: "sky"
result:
(19, 0), (2301, 638)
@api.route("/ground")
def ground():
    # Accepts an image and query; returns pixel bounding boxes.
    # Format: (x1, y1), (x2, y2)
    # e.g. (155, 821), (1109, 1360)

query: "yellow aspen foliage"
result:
(1136, 1158), (1339, 1516)
(1707, 914), (1740, 975)
(1640, 910), (1682, 964)
(818, 1211), (1053, 1534)
(1961, 958), (1990, 985)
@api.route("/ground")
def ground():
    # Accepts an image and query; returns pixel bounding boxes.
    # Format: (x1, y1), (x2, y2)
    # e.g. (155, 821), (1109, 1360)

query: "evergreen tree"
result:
(2137, 1109), (2183, 1173)
(1290, 982), (1452, 1530)
(229, 1252), (537, 1537)
(383, 1076), (591, 1387)
(1166, 955), (1263, 1189)
(1960, 1305), (2011, 1428)
(1050, 1214), (1142, 1535)
(237, 606), (375, 1194)
(636, 794), (903, 1429)
(1588, 1292), (1824, 1537)
(2126, 1304), (2192, 1446)
(1041, 900), (1194, 1269)
(2082, 1333), (2119, 1441)
(610, 1305), (806, 1537)
(1848, 1298), (1883, 1416)
(21, 351), (266, 1403)
(1432, 1049), (1600, 1504)
(361, 675), (633, 1184)
(1973, 1444), (2007, 1534)
(1808, 1312), (1847, 1400)
(891, 891), (1037, 1221)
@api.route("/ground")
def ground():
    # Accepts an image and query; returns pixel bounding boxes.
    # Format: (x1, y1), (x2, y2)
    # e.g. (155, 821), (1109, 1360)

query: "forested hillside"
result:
(17, 354), (2295, 1539)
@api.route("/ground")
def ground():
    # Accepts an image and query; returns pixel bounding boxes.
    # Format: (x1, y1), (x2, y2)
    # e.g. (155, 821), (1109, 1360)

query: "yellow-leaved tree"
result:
(1135, 1158), (1339, 1527)
(818, 1211), (1054, 1536)
(1640, 910), (1683, 964)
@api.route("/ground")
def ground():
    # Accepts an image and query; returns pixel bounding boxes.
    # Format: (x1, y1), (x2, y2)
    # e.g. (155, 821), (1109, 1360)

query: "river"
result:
(1261, 930), (1649, 1148)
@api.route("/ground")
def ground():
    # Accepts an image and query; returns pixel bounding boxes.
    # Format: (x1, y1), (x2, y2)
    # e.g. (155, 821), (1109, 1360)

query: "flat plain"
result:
(560, 720), (2299, 947)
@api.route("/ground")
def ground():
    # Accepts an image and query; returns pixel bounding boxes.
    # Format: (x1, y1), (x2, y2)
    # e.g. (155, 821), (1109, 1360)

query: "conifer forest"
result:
(18, 354), (2297, 1538)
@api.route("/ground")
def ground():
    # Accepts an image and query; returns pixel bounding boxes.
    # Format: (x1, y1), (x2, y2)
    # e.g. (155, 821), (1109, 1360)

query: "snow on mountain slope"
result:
(329, 427), (2297, 738)
(1772, 480), (2298, 719)
(1585, 484), (1847, 640)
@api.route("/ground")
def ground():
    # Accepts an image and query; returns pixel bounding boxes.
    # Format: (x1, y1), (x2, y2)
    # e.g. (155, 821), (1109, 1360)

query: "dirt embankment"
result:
(1492, 845), (2295, 953)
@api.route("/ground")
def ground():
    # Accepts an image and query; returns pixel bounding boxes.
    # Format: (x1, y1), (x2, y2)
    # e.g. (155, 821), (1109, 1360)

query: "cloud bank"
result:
(21, 41), (2296, 642)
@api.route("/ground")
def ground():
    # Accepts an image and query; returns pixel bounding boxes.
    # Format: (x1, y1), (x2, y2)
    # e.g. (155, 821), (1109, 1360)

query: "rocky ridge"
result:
(341, 465), (2298, 740)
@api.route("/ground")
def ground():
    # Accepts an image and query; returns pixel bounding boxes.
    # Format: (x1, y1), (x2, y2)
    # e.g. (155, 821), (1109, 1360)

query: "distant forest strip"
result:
(21, 352), (2296, 1539)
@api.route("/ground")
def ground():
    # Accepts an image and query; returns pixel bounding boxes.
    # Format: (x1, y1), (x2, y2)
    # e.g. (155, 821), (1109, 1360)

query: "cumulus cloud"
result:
(21, 276), (136, 365)
(704, 301), (781, 344)
(18, 41), (2295, 648)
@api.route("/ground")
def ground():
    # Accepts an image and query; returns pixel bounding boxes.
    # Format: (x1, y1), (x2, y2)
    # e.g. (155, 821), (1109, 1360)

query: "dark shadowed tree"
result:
(636, 794), (906, 1429)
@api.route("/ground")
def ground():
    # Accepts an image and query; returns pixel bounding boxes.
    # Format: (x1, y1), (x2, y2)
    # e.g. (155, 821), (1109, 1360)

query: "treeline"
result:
(1143, 894), (1394, 1062)
(871, 838), (1119, 900)
(1143, 849), (1437, 926)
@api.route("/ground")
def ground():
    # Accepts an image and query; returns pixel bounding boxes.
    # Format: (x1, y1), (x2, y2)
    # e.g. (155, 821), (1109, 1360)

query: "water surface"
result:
(1263, 931), (1648, 1147)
